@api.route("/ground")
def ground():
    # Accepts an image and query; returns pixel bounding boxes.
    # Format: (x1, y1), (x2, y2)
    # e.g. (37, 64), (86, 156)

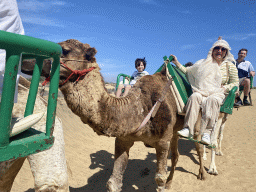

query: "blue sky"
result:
(17, 0), (256, 84)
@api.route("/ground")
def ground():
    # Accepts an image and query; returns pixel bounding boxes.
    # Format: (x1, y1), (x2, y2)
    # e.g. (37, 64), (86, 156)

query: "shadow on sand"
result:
(68, 139), (200, 192)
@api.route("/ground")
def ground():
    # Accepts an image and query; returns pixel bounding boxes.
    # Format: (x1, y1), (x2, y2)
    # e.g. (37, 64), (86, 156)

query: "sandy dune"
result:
(12, 89), (256, 192)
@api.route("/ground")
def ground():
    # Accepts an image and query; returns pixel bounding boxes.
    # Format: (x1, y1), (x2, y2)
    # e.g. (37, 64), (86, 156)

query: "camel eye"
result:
(62, 48), (70, 56)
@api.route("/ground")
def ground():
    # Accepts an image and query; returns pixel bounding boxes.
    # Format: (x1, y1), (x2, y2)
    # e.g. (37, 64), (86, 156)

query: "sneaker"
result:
(234, 100), (243, 108)
(243, 99), (250, 106)
(201, 133), (211, 145)
(177, 128), (190, 138)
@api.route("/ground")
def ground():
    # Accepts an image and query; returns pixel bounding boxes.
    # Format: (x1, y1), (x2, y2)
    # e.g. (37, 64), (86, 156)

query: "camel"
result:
(0, 76), (69, 192)
(202, 113), (228, 175)
(22, 39), (209, 192)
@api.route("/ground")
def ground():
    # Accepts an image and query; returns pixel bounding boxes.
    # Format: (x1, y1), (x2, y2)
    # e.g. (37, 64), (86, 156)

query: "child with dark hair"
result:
(116, 57), (149, 98)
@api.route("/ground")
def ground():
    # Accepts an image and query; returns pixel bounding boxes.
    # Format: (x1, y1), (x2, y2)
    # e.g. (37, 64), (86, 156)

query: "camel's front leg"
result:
(208, 114), (225, 175)
(194, 112), (207, 180)
(208, 150), (218, 175)
(216, 114), (228, 156)
(155, 141), (170, 192)
(106, 138), (134, 192)
(215, 123), (224, 156)
(165, 134), (179, 190)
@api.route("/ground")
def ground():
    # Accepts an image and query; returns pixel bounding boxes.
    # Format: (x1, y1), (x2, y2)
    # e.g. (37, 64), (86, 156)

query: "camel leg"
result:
(106, 138), (134, 192)
(154, 141), (170, 192)
(216, 114), (228, 156)
(194, 112), (207, 180)
(165, 134), (179, 190)
(0, 157), (26, 192)
(208, 114), (225, 175)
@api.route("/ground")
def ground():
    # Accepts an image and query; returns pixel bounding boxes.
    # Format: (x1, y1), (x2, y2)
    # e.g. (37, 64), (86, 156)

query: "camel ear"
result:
(85, 47), (97, 62)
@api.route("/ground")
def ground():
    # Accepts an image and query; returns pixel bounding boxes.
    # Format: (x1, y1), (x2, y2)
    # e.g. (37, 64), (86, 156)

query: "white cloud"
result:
(180, 44), (198, 51)
(22, 16), (64, 27)
(225, 33), (256, 41)
(139, 0), (157, 5)
(207, 33), (256, 42)
(18, 0), (67, 11)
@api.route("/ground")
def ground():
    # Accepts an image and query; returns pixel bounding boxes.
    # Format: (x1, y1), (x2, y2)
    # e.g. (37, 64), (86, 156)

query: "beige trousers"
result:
(184, 92), (222, 136)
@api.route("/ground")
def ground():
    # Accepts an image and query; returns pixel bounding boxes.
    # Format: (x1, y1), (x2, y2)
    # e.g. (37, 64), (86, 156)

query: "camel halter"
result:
(41, 60), (95, 94)
(59, 61), (95, 86)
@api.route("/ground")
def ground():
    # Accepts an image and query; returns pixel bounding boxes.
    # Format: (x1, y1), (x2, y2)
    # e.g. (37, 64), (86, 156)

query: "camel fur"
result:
(23, 39), (210, 192)
(0, 76), (69, 192)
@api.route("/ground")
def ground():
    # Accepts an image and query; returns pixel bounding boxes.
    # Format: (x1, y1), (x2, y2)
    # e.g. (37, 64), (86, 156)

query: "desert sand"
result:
(11, 88), (256, 192)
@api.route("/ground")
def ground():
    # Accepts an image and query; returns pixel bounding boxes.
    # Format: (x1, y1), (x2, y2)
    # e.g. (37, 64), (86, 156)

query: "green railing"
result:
(0, 30), (61, 161)
(115, 73), (131, 91)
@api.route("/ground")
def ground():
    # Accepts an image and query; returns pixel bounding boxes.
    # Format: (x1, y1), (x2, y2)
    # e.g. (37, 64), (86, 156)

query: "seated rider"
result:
(116, 57), (149, 98)
(234, 48), (255, 106)
(171, 37), (239, 145)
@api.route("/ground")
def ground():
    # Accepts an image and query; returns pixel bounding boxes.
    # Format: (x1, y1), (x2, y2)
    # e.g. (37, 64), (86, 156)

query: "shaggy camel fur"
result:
(0, 76), (69, 192)
(24, 39), (208, 192)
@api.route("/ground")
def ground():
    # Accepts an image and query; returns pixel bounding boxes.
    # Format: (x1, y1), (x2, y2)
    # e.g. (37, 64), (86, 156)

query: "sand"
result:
(11, 89), (256, 192)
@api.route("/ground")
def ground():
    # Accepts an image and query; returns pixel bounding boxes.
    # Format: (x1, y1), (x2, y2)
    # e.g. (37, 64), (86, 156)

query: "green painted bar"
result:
(115, 73), (131, 91)
(0, 30), (62, 161)
(0, 54), (20, 147)
(24, 57), (45, 117)
(46, 58), (60, 137)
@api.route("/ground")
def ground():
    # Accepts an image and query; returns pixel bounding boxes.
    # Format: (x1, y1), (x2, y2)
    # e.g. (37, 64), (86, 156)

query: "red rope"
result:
(41, 61), (95, 86)
(60, 61), (95, 86)
(42, 76), (50, 86)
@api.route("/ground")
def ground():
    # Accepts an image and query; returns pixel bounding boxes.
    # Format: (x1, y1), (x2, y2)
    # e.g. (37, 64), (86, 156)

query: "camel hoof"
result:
(155, 174), (167, 191)
(208, 169), (218, 175)
(197, 173), (206, 180)
(197, 169), (206, 180)
(156, 186), (165, 192)
(106, 178), (122, 192)
(208, 166), (218, 175)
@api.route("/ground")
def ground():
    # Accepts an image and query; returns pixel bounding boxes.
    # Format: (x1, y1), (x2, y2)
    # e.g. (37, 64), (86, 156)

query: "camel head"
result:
(21, 39), (98, 87)
(57, 39), (98, 86)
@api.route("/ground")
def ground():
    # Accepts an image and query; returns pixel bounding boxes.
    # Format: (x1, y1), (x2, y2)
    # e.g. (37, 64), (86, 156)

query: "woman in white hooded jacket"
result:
(171, 37), (239, 145)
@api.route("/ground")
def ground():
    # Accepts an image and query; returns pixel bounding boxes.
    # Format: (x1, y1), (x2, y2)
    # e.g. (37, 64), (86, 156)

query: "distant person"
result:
(185, 62), (193, 67)
(116, 58), (149, 98)
(234, 48), (255, 106)
(0, 0), (25, 103)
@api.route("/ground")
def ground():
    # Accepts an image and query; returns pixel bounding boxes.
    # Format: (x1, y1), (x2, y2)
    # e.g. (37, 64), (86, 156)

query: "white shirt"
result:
(236, 60), (255, 78)
(0, 0), (24, 102)
(130, 70), (149, 86)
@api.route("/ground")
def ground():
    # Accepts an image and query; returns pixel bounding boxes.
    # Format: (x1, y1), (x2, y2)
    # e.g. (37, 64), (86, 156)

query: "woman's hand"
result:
(170, 54), (180, 66)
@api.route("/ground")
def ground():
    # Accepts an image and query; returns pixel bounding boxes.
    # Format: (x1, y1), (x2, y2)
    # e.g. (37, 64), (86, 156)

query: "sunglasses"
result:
(213, 46), (227, 52)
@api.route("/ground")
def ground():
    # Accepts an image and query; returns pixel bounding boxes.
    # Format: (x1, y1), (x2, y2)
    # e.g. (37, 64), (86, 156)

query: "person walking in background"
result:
(234, 48), (255, 106)
(0, 0), (25, 103)
(116, 57), (149, 98)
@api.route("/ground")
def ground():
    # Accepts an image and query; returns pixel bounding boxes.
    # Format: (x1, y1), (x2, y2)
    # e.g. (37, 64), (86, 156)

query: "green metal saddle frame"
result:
(116, 55), (237, 115)
(0, 30), (62, 162)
